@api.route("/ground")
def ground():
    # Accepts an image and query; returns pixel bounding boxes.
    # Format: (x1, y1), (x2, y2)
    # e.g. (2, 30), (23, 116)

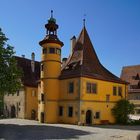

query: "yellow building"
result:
(38, 11), (127, 125)
(4, 53), (40, 120)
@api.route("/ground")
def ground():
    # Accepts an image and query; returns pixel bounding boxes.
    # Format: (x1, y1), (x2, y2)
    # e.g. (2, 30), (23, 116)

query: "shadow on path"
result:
(0, 124), (91, 140)
(92, 125), (140, 131)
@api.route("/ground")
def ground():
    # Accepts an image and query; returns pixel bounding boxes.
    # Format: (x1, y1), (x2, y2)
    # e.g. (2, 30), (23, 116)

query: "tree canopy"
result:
(112, 99), (135, 124)
(0, 28), (22, 95)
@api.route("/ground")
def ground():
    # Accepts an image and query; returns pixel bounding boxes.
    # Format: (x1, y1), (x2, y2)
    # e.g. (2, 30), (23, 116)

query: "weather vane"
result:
(83, 14), (86, 26)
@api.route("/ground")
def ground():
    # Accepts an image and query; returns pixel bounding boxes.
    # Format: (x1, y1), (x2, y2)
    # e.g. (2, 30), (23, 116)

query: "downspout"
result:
(125, 84), (126, 100)
(24, 86), (26, 118)
(78, 77), (81, 125)
(125, 84), (127, 100)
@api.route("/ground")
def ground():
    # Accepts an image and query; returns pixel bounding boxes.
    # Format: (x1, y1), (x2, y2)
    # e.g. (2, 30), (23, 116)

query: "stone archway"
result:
(11, 105), (16, 118)
(86, 110), (92, 125)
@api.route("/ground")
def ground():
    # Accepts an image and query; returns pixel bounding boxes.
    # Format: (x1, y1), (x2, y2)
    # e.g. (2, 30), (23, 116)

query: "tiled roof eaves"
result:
(59, 74), (127, 84)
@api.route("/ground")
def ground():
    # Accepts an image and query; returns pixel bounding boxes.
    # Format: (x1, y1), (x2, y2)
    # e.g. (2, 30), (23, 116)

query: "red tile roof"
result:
(60, 26), (126, 84)
(121, 65), (140, 90)
(15, 56), (40, 87)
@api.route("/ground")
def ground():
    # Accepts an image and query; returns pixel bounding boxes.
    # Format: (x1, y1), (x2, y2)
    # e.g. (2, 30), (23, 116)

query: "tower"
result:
(39, 11), (63, 123)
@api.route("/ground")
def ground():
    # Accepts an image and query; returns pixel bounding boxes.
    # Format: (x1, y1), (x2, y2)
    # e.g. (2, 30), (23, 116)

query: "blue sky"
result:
(0, 0), (140, 76)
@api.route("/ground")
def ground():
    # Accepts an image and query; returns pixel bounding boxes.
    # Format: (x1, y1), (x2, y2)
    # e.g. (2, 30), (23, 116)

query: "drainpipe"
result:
(78, 77), (81, 125)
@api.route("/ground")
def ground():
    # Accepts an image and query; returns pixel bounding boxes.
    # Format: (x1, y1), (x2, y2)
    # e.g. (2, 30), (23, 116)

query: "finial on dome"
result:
(51, 10), (53, 18)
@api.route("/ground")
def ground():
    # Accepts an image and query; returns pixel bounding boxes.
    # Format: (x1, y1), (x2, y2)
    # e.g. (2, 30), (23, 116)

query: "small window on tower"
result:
(42, 48), (47, 54)
(41, 63), (44, 71)
(41, 93), (44, 102)
(49, 48), (55, 54)
(56, 48), (61, 55)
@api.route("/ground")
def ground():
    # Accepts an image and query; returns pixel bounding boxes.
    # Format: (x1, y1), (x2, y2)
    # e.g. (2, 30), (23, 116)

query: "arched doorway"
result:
(86, 110), (92, 125)
(31, 109), (36, 120)
(11, 105), (16, 118)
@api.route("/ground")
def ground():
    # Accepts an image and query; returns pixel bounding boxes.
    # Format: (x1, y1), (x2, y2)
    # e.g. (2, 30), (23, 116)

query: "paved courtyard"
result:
(0, 119), (140, 140)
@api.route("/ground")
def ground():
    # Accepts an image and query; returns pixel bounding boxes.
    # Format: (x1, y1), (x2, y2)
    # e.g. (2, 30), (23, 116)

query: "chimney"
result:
(21, 54), (25, 58)
(70, 36), (76, 55)
(62, 57), (67, 67)
(31, 52), (35, 72)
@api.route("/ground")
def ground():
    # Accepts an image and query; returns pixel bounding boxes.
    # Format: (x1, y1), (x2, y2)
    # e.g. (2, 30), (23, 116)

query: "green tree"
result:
(0, 28), (22, 95)
(112, 99), (135, 124)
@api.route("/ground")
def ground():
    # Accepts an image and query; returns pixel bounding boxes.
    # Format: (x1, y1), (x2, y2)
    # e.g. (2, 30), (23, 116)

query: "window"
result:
(106, 94), (110, 102)
(17, 90), (19, 96)
(68, 106), (73, 117)
(136, 109), (140, 114)
(81, 110), (85, 115)
(87, 83), (91, 93)
(56, 48), (61, 55)
(95, 112), (100, 119)
(42, 48), (47, 54)
(92, 83), (97, 93)
(68, 82), (74, 93)
(59, 106), (63, 116)
(113, 86), (117, 96)
(49, 48), (55, 54)
(118, 87), (122, 96)
(86, 83), (97, 94)
(41, 93), (44, 102)
(135, 73), (139, 80)
(41, 63), (44, 71)
(32, 90), (36, 97)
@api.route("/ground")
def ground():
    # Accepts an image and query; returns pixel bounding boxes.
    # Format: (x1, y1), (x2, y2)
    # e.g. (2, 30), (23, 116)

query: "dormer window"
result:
(132, 73), (140, 80)
(135, 73), (140, 80)
(138, 81), (140, 88)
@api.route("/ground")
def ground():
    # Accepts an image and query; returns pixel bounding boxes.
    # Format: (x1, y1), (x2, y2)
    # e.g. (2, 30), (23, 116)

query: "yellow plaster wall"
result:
(25, 86), (38, 120)
(80, 77), (127, 124)
(60, 78), (79, 100)
(58, 101), (79, 124)
(39, 42), (62, 123)
(59, 77), (127, 124)
(81, 77), (126, 101)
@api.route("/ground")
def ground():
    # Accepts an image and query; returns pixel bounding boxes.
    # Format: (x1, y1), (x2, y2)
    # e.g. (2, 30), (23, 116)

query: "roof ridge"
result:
(14, 56), (40, 63)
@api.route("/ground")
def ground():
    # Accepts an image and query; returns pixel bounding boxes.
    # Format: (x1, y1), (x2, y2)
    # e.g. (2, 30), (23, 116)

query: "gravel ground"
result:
(0, 119), (140, 140)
